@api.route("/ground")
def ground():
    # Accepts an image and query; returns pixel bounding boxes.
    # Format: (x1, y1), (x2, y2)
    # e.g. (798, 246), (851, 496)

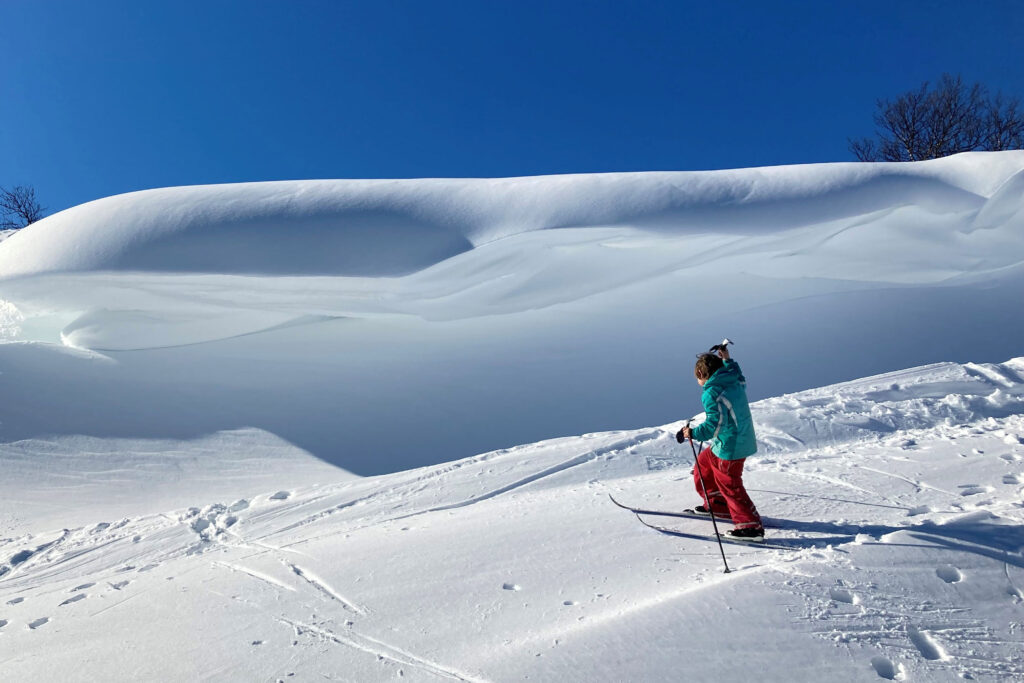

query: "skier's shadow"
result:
(761, 515), (1024, 569)
(742, 486), (1024, 566)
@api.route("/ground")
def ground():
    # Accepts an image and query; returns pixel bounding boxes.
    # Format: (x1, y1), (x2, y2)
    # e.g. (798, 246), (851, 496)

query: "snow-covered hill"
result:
(1, 358), (1022, 681)
(1, 154), (1023, 680)
(2, 153), (1024, 474)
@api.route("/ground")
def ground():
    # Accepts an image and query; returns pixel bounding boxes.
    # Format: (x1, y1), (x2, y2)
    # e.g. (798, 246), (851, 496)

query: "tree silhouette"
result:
(850, 74), (1024, 162)
(1, 185), (46, 229)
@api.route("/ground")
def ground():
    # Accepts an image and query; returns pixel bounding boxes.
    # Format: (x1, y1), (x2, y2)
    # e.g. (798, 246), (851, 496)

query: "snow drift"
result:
(1, 152), (1023, 475)
(2, 152), (1023, 278)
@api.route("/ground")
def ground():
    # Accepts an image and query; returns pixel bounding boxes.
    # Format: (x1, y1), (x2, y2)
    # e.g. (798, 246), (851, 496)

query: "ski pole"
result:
(687, 425), (730, 574)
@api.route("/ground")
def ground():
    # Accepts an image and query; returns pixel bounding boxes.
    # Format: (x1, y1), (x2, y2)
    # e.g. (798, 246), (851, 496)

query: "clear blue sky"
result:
(3, 0), (1023, 214)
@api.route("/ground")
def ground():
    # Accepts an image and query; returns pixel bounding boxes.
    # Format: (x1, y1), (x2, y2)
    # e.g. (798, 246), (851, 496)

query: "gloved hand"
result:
(675, 426), (692, 443)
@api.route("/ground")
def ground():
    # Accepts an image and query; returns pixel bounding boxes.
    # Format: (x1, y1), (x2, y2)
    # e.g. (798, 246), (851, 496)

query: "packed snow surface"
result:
(1, 358), (1023, 681)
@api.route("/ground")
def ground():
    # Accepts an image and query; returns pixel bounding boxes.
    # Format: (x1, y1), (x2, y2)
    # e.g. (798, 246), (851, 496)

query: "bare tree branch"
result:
(987, 93), (1024, 150)
(852, 74), (1024, 161)
(848, 137), (878, 162)
(0, 185), (46, 229)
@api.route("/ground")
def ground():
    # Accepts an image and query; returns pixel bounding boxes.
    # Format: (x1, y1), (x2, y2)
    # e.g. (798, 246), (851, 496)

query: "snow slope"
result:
(1, 154), (1023, 680)
(2, 153), (1024, 474)
(1, 358), (1022, 681)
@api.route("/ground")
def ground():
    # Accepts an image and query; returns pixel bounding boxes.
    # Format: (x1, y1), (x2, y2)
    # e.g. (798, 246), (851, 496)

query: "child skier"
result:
(676, 344), (764, 541)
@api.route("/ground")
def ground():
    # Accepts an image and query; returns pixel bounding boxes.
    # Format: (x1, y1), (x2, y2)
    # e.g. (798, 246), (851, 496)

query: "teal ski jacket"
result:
(690, 359), (757, 460)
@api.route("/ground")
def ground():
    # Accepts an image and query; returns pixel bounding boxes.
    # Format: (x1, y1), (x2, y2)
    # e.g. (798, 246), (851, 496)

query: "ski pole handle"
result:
(675, 419), (693, 444)
(708, 338), (733, 354)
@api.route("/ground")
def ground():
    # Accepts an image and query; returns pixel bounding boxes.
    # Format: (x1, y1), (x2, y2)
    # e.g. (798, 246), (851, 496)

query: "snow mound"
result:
(2, 151), (1023, 278)
(2, 153), (1024, 475)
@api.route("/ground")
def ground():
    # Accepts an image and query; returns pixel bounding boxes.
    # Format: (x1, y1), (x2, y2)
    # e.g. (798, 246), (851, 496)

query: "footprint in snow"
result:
(59, 594), (86, 607)
(502, 583), (522, 591)
(109, 580), (131, 591)
(229, 499), (250, 512)
(936, 565), (963, 583)
(907, 625), (945, 661)
(10, 549), (35, 565)
(270, 491), (291, 501)
(72, 583), (95, 592)
(828, 587), (859, 605)
(0, 619), (7, 629)
(1003, 474), (1021, 485)
(28, 617), (49, 630)
(7, 597), (24, 605)
(870, 656), (901, 680)
(958, 485), (989, 496)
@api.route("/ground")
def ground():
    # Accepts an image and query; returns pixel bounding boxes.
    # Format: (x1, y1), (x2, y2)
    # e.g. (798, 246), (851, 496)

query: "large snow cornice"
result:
(1, 151), (1023, 279)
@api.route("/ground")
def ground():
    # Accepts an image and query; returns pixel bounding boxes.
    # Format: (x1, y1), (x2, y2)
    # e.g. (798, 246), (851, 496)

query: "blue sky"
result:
(3, 0), (1023, 214)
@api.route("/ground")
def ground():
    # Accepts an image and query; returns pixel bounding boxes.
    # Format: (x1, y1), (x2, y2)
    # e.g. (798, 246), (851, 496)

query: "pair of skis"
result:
(609, 494), (796, 552)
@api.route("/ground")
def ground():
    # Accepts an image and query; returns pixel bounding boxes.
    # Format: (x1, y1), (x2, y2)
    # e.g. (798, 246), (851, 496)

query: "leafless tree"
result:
(985, 93), (1024, 151)
(849, 74), (1024, 161)
(0, 185), (46, 229)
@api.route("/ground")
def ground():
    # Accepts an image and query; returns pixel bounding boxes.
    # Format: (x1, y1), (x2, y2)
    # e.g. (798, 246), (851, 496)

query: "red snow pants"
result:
(693, 447), (762, 529)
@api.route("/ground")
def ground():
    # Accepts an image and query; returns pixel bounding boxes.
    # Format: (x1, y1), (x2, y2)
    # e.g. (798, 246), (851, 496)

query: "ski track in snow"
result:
(286, 562), (367, 615)
(278, 617), (490, 683)
(850, 464), (959, 498)
(248, 430), (663, 551)
(366, 431), (663, 523)
(212, 561), (297, 593)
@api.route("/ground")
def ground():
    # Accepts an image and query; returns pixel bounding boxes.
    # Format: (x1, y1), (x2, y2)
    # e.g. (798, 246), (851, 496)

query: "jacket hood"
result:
(705, 361), (744, 391)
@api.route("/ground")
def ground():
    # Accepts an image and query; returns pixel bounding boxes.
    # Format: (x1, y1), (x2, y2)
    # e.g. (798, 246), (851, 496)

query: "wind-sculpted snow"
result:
(1, 151), (1023, 279)
(2, 152), (1024, 476)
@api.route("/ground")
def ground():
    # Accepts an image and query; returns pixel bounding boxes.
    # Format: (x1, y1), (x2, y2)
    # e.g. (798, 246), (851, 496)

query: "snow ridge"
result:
(2, 151), (1023, 279)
